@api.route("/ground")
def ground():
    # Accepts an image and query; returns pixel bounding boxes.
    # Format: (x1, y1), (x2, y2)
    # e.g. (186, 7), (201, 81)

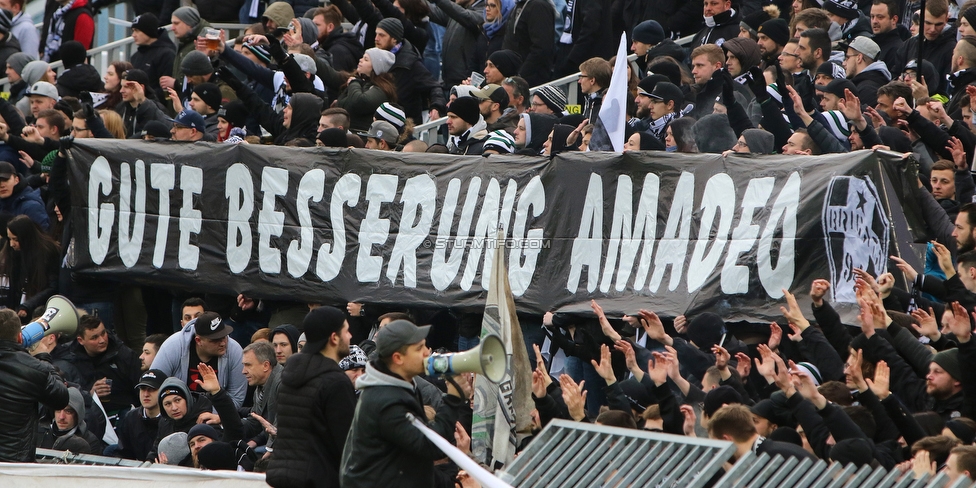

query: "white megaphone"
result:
(21, 295), (80, 348)
(426, 334), (507, 383)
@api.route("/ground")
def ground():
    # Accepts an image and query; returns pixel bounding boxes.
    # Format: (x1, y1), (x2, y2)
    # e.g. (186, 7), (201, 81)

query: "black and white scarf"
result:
(44, 0), (79, 61)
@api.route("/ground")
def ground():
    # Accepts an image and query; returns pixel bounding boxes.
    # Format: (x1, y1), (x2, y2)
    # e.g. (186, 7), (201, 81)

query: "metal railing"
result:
(36, 448), (152, 467)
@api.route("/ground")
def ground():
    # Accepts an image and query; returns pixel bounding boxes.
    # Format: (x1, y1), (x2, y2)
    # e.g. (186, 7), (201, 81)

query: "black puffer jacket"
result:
(899, 25), (958, 96)
(266, 352), (356, 488)
(116, 407), (161, 461)
(340, 361), (464, 488)
(691, 8), (741, 47)
(0, 340), (70, 462)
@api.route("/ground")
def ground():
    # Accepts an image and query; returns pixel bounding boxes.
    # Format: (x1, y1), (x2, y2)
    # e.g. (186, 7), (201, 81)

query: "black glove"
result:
(81, 102), (95, 120)
(268, 38), (287, 64)
(774, 63), (789, 103)
(60, 135), (74, 152)
(721, 69), (736, 107)
(217, 66), (244, 92)
(747, 67), (769, 103)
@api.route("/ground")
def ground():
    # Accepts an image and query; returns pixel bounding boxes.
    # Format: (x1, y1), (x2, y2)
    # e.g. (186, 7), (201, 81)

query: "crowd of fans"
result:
(4, 0), (976, 485)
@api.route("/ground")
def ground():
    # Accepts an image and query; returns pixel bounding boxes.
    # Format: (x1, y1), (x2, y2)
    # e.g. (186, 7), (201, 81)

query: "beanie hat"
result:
(757, 18), (790, 47)
(298, 17), (317, 45)
(192, 82), (221, 112)
(375, 102), (406, 131)
(338, 344), (369, 370)
(448, 96), (481, 126)
(694, 114), (737, 154)
(261, 2), (294, 30)
(0, 9), (12, 37)
(637, 74), (669, 97)
(946, 419), (976, 444)
(965, 6), (976, 31)
(291, 53), (317, 75)
(217, 99), (247, 127)
(828, 438), (875, 467)
(793, 361), (823, 386)
(703, 385), (743, 417)
(488, 49), (523, 77)
(181, 50), (213, 76)
(686, 312), (727, 350)
(187, 423), (220, 442)
(647, 60), (682, 86)
(246, 44), (272, 65)
(722, 37), (761, 71)
(768, 426), (804, 446)
(824, 0), (860, 20)
(365, 47), (395, 75)
(196, 442), (239, 471)
(41, 151), (56, 173)
(740, 9), (772, 37)
(131, 12), (160, 36)
(632, 20), (665, 45)
(157, 433), (190, 465)
(172, 6), (201, 28)
(535, 84), (567, 114)
(318, 127), (348, 147)
(6, 52), (31, 76)
(482, 129), (517, 154)
(741, 128), (774, 154)
(376, 17), (404, 42)
(816, 60), (847, 81)
(21, 60), (50, 86)
(933, 348), (962, 381)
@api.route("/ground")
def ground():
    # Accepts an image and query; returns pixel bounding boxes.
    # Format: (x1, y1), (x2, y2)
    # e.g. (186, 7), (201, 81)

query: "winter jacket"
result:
(149, 322), (248, 408)
(838, 13), (873, 42)
(0, 340), (69, 462)
(850, 61), (891, 108)
(241, 363), (282, 442)
(0, 182), (49, 230)
(429, 0), (486, 89)
(691, 8), (741, 47)
(637, 40), (685, 75)
(130, 36), (177, 100)
(632, 0), (702, 38)
(317, 28), (364, 74)
(266, 353), (356, 488)
(337, 77), (394, 132)
(116, 407), (161, 461)
(581, 89), (604, 121)
(518, 112), (557, 154)
(873, 27), (906, 76)
(389, 40), (447, 124)
(115, 99), (168, 138)
(64, 332), (142, 413)
(900, 25), (957, 96)
(502, 0), (556, 87)
(556, 0), (616, 77)
(947, 68), (976, 117)
(56, 63), (104, 98)
(340, 361), (465, 488)
(448, 117), (489, 155)
(36, 387), (104, 454)
(195, 0), (244, 22)
(10, 11), (38, 59)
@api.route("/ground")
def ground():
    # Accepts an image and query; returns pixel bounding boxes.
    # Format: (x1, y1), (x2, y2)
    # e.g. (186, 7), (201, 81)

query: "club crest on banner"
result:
(821, 176), (889, 303)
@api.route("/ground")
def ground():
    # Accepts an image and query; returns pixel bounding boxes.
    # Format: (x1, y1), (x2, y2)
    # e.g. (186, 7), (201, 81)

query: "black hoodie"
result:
(517, 113), (557, 155)
(130, 35), (177, 101)
(56, 63), (104, 98)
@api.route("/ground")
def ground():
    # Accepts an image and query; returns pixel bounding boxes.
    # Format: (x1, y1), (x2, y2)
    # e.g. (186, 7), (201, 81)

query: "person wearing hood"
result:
(823, 0), (872, 42)
(545, 123), (584, 155)
(691, 0), (741, 47)
(221, 60), (323, 146)
(216, 99), (248, 142)
(266, 306), (356, 488)
(427, 0), (488, 90)
(515, 112), (557, 155)
(721, 37), (760, 101)
(54, 41), (101, 97)
(161, 7), (211, 95)
(446, 96), (489, 155)
(128, 13), (176, 102)
(337, 48), (398, 132)
(152, 367), (242, 454)
(898, 0), (956, 96)
(729, 128), (775, 154)
(340, 319), (471, 488)
(693, 113), (738, 154)
(271, 324), (300, 365)
(40, 0), (94, 62)
(149, 312), (248, 408)
(37, 386), (104, 454)
(844, 36), (890, 108)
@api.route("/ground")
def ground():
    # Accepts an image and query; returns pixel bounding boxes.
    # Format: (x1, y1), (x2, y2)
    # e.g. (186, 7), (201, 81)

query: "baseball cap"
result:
(121, 69), (150, 88)
(647, 82), (683, 106)
(135, 369), (168, 390)
(848, 36), (880, 60)
(358, 120), (398, 145)
(171, 109), (206, 133)
(27, 81), (59, 100)
(471, 84), (510, 106)
(375, 319), (430, 358)
(815, 78), (857, 98)
(0, 161), (15, 180)
(192, 311), (233, 340)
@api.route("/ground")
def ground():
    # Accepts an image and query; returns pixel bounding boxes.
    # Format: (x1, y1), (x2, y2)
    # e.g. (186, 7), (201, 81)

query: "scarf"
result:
(45, 0), (85, 62)
(484, 0), (514, 39)
(704, 8), (735, 28)
(648, 112), (677, 141)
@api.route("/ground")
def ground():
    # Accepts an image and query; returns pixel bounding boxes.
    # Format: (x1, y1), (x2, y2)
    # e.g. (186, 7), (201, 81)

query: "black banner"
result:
(67, 141), (925, 323)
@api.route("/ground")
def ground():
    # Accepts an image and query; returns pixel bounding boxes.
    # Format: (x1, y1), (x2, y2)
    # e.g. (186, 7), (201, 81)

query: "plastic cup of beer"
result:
(205, 28), (220, 50)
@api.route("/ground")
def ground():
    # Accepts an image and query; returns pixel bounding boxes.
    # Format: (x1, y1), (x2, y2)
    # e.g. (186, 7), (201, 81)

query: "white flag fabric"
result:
(587, 32), (629, 152)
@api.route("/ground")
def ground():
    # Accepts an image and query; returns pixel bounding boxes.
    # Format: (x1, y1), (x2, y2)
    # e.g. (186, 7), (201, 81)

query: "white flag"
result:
(588, 33), (629, 152)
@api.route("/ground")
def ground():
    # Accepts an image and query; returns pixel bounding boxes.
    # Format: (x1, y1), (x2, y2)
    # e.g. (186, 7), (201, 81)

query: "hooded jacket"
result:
(149, 322), (247, 408)
(37, 387), (103, 454)
(153, 378), (214, 450)
(850, 61), (891, 108)
(0, 180), (50, 231)
(317, 28), (364, 74)
(0, 340), (69, 462)
(691, 8), (741, 47)
(502, 0), (556, 86)
(449, 116), (489, 155)
(130, 35), (177, 100)
(56, 63), (104, 98)
(947, 68), (976, 116)
(838, 13), (873, 42)
(271, 324), (301, 355)
(338, 77), (395, 132)
(518, 112), (557, 154)
(900, 24), (958, 96)
(172, 19), (211, 91)
(389, 40), (447, 124)
(340, 361), (464, 488)
(266, 352), (356, 487)
(65, 331), (142, 414)
(429, 0), (487, 89)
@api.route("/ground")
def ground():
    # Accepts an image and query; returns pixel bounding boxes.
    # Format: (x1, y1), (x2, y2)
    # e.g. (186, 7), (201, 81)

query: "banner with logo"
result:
(66, 141), (926, 323)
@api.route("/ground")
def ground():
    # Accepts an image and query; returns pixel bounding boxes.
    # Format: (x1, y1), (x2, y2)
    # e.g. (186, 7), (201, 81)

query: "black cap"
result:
(122, 69), (150, 88)
(192, 311), (233, 340)
(703, 385), (743, 417)
(815, 78), (857, 98)
(135, 369), (168, 390)
(637, 74), (670, 97)
(0, 161), (15, 180)
(131, 13), (160, 36)
(375, 320), (430, 358)
(648, 82), (683, 106)
(301, 306), (346, 354)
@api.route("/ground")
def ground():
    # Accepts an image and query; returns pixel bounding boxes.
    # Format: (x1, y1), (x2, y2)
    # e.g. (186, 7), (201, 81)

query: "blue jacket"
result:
(0, 183), (49, 230)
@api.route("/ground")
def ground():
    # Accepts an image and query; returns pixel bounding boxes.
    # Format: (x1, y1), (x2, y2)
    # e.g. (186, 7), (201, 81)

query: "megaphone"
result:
(21, 295), (80, 348)
(426, 334), (507, 383)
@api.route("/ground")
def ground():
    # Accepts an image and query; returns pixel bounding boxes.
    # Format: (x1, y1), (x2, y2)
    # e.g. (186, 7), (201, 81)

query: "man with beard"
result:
(954, 203), (976, 253)
(266, 306), (356, 488)
(635, 79), (682, 142)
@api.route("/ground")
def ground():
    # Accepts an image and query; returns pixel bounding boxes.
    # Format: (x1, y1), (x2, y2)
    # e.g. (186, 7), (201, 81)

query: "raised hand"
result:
(532, 367), (548, 399)
(948, 137), (969, 170)
(945, 301), (973, 343)
(614, 340), (640, 379)
(852, 268), (881, 295)
(680, 404), (698, 437)
(590, 344), (616, 386)
(194, 363), (221, 394)
(638, 309), (673, 346)
(734, 352), (752, 379)
(865, 106), (887, 128)
(663, 345), (682, 380)
(865, 360), (890, 400)
(648, 352), (670, 387)
(810, 279), (831, 306)
(559, 374), (587, 421)
(768, 322), (783, 351)
(673, 315), (688, 335)
(768, 348), (794, 395)
(712, 345), (730, 371)
(592, 300), (621, 341)
(909, 307), (941, 341)
(876, 273), (895, 298)
(790, 361), (826, 408)
(532, 344), (552, 394)
(455, 422), (471, 454)
(250, 412), (277, 436)
(931, 241), (955, 278)
(780, 289), (810, 330)
(837, 88), (863, 124)
(892, 97), (913, 117)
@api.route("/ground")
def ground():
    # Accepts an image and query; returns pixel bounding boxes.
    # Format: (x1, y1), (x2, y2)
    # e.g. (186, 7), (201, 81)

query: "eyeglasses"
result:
(779, 52), (800, 58)
(172, 124), (191, 130)
(530, 101), (547, 108)
(70, 126), (89, 133)
(734, 140), (749, 148)
(844, 53), (858, 59)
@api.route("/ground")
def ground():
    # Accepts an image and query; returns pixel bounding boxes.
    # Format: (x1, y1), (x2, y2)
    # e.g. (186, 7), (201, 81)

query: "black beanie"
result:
(448, 96), (481, 126)
(217, 99), (247, 127)
(60, 41), (87, 69)
(377, 17), (404, 42)
(966, 6), (976, 31)
(196, 442), (239, 470)
(192, 82), (221, 112)
(488, 49), (523, 77)
(687, 312), (727, 350)
(318, 128), (348, 147)
(757, 18), (790, 47)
